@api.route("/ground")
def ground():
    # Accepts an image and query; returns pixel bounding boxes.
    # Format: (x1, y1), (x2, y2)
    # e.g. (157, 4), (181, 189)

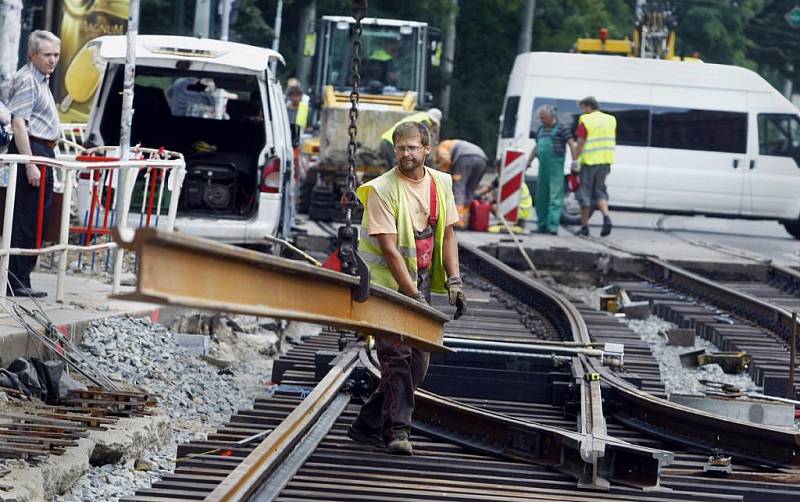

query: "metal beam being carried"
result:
(113, 229), (450, 352)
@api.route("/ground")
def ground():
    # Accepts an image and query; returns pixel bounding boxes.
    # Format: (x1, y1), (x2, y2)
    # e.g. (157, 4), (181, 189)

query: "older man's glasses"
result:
(394, 145), (423, 153)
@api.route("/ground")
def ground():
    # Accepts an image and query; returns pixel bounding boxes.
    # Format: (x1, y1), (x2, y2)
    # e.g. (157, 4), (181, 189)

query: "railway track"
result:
(118, 240), (800, 502)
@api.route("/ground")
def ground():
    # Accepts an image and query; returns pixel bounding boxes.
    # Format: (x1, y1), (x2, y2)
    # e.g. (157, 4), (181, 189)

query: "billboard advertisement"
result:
(57, 0), (129, 122)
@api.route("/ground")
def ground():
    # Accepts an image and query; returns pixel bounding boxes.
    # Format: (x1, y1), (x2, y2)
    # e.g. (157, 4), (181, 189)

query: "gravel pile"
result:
(76, 316), (274, 440)
(554, 284), (759, 396)
(51, 315), (314, 502)
(626, 316), (759, 396)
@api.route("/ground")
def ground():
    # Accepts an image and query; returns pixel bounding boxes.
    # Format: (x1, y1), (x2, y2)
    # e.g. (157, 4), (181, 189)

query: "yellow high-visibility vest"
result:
(356, 167), (453, 293)
(519, 183), (533, 221)
(381, 112), (434, 144)
(579, 110), (616, 166)
(295, 101), (309, 129)
(369, 48), (393, 62)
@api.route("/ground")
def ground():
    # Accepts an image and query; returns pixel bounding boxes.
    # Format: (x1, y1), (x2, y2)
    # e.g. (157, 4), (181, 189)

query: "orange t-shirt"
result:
(366, 169), (460, 235)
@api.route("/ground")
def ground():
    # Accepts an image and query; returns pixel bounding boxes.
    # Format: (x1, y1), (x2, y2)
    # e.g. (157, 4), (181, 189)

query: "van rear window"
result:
(501, 96), (520, 138)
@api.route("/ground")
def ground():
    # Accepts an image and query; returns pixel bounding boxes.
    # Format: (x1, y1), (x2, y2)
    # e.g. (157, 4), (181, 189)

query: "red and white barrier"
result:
(498, 149), (526, 224)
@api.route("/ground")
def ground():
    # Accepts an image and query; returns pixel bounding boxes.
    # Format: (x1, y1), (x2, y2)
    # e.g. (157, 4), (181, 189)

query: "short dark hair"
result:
(579, 96), (599, 110)
(393, 121), (431, 146)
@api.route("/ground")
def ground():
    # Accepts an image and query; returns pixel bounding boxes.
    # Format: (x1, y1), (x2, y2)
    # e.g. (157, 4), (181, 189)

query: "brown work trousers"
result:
(353, 268), (431, 441)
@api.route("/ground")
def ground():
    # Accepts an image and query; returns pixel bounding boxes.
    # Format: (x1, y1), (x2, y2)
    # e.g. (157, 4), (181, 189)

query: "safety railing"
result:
(54, 123), (88, 158)
(0, 145), (186, 301)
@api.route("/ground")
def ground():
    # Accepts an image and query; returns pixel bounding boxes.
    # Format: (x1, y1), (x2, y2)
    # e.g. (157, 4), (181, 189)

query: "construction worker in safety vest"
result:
(434, 139), (489, 229)
(366, 37), (401, 87)
(573, 96), (616, 237)
(347, 121), (465, 457)
(285, 86), (309, 130)
(380, 108), (442, 170)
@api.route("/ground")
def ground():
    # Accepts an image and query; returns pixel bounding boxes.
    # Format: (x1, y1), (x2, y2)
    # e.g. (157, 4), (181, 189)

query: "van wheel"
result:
(783, 220), (800, 239)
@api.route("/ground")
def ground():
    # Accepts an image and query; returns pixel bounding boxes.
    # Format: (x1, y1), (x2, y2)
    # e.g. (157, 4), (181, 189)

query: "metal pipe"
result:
(451, 347), (572, 363)
(443, 336), (604, 358)
(112, 0), (140, 294)
(0, 161), (18, 296)
(790, 311), (797, 399)
(56, 169), (74, 302)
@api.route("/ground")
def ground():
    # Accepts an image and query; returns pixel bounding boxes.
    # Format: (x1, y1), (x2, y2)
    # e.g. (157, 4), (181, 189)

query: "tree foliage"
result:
(673, 0), (764, 68)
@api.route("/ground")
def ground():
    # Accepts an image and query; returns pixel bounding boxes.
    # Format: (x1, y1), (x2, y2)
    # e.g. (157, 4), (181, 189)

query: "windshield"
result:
(326, 22), (419, 94)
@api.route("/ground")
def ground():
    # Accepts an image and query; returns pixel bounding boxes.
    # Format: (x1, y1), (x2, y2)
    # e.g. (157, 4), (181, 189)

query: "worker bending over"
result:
(435, 139), (489, 229)
(348, 121), (466, 456)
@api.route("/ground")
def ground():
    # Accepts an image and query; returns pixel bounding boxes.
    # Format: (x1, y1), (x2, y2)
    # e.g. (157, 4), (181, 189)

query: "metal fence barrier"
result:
(0, 145), (186, 301)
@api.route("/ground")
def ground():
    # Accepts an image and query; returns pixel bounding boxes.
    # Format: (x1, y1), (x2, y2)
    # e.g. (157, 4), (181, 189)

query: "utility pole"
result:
(440, 0), (457, 120)
(269, 0), (284, 76)
(112, 0), (139, 294)
(193, 0), (211, 38)
(295, 0), (316, 88)
(517, 0), (535, 54)
(0, 0), (22, 102)
(220, 0), (232, 41)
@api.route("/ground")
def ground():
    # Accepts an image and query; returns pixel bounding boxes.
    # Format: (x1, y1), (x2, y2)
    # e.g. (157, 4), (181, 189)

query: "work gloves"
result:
(446, 276), (467, 320)
(408, 291), (426, 303)
(570, 160), (581, 174)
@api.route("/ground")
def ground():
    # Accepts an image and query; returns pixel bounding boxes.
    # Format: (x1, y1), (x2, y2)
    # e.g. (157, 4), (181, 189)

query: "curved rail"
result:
(644, 257), (800, 342)
(459, 242), (800, 467)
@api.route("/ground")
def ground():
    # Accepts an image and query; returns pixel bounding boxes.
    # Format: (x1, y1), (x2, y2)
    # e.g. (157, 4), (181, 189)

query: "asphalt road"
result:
(578, 211), (800, 266)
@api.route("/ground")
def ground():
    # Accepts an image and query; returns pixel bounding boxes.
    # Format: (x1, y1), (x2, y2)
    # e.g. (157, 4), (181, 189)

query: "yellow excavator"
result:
(299, 16), (441, 221)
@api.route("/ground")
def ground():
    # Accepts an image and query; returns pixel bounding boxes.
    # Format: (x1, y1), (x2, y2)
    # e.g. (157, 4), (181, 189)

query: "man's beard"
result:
(398, 157), (422, 173)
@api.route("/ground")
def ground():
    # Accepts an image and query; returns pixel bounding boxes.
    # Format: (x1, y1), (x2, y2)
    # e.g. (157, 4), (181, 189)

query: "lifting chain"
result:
(331, 0), (369, 302)
(344, 0), (367, 227)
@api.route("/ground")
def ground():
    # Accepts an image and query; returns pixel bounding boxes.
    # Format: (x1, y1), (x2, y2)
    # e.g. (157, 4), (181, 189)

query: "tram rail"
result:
(115, 230), (800, 501)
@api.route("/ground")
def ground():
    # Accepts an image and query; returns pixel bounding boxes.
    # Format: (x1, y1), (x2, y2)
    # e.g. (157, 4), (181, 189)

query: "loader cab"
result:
(310, 16), (438, 119)
(84, 35), (295, 243)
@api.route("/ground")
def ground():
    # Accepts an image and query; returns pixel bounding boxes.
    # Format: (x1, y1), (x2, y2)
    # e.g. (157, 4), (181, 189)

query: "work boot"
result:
(577, 225), (589, 236)
(386, 431), (413, 456)
(347, 422), (384, 448)
(601, 216), (612, 237)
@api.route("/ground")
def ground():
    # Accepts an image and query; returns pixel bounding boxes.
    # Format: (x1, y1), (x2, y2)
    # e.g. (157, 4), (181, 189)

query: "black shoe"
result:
(548, 229), (558, 235)
(601, 217), (612, 237)
(577, 226), (589, 236)
(8, 287), (47, 298)
(347, 424), (384, 448)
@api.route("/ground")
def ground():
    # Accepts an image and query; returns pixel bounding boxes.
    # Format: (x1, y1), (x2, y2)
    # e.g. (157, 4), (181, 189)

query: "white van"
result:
(84, 35), (295, 243)
(497, 52), (800, 239)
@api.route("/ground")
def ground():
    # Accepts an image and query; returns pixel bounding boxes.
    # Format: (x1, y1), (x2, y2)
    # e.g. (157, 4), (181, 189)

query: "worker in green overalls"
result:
(526, 104), (578, 235)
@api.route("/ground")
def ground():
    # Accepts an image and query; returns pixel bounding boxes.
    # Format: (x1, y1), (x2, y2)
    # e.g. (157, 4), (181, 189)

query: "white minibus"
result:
(497, 52), (800, 238)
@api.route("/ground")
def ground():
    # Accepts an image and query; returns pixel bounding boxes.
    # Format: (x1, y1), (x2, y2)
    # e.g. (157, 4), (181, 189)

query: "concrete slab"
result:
(0, 413), (170, 502)
(0, 272), (179, 365)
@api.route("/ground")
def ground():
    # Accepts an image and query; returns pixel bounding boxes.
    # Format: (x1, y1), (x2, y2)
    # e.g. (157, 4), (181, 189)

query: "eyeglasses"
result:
(394, 145), (424, 153)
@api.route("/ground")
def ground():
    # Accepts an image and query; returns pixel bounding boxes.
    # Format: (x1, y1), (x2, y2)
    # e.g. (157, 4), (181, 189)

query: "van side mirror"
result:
(290, 124), (301, 148)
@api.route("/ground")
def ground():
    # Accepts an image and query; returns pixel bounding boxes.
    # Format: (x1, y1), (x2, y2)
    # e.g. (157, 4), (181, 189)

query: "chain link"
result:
(344, 0), (367, 228)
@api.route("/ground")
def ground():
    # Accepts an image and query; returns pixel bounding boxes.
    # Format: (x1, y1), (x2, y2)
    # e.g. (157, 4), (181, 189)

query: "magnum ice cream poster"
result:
(57, 0), (129, 122)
